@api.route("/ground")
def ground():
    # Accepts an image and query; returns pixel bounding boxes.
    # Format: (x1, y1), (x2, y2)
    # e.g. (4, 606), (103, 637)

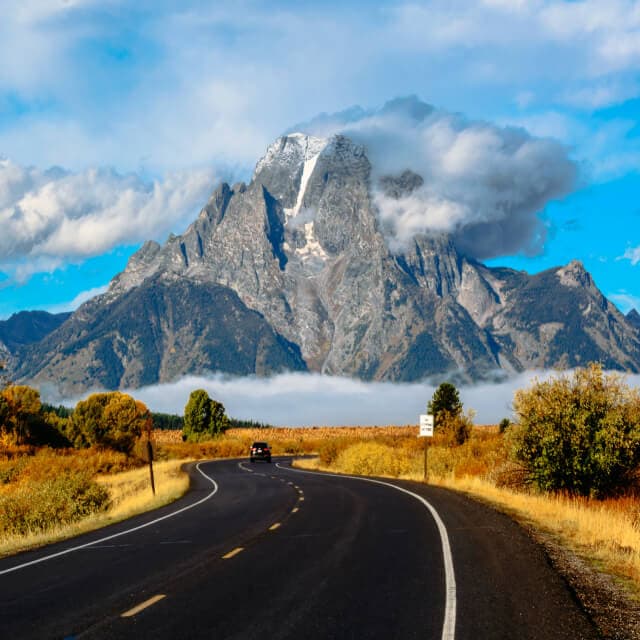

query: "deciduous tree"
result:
(512, 364), (640, 497)
(70, 392), (150, 454)
(183, 389), (229, 441)
(1, 385), (41, 444)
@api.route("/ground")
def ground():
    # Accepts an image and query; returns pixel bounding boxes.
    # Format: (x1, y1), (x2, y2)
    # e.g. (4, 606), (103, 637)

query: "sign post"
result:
(147, 438), (156, 497)
(418, 414), (434, 482)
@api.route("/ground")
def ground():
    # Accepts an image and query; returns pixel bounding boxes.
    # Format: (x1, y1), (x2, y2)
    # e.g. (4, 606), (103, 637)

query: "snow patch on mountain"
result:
(283, 133), (327, 221)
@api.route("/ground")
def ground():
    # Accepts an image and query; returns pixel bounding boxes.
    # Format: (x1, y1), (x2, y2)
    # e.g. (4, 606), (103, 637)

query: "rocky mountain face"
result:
(13, 132), (640, 394)
(627, 309), (640, 331)
(0, 311), (70, 373)
(16, 278), (305, 393)
(0, 311), (70, 351)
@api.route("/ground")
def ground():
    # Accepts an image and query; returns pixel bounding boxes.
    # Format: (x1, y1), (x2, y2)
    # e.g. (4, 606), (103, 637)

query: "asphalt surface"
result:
(0, 458), (601, 639)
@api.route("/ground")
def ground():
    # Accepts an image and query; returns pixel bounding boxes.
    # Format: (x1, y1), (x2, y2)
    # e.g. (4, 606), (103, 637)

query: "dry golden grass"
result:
(96, 459), (191, 520)
(155, 426), (417, 444)
(0, 456), (191, 558)
(292, 427), (640, 595)
(434, 475), (640, 590)
(153, 428), (184, 444)
(156, 425), (420, 461)
(225, 425), (418, 439)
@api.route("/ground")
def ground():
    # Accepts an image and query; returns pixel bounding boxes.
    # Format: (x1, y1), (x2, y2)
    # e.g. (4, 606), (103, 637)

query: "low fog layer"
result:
(49, 370), (640, 427)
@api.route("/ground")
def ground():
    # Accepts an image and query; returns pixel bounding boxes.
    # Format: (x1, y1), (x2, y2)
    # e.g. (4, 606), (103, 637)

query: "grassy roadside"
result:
(434, 475), (640, 593)
(2, 424), (639, 608)
(293, 451), (640, 599)
(0, 458), (191, 559)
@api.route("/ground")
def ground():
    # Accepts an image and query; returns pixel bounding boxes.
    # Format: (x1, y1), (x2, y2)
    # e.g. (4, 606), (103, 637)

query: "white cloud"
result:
(45, 369), (640, 426)
(503, 111), (586, 142)
(608, 290), (640, 313)
(0, 158), (215, 280)
(0, 2), (369, 173)
(1, 1), (639, 176)
(299, 97), (576, 259)
(43, 284), (109, 314)
(560, 81), (640, 110)
(389, 1), (640, 77)
(623, 246), (640, 266)
(504, 111), (640, 181)
(540, 0), (640, 72)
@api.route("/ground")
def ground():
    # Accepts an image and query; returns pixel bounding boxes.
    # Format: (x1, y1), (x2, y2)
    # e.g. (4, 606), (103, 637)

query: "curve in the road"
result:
(0, 461), (218, 577)
(0, 457), (602, 640)
(277, 462), (456, 640)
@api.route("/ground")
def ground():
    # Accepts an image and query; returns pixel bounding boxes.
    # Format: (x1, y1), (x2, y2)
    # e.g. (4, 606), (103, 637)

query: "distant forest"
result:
(41, 404), (272, 430)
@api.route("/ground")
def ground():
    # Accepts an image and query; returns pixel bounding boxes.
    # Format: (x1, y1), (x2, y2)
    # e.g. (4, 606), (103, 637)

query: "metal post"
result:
(147, 439), (156, 496)
(424, 437), (428, 483)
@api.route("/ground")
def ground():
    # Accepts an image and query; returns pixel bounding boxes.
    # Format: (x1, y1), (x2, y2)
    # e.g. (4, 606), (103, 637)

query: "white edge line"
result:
(276, 463), (456, 640)
(0, 462), (219, 577)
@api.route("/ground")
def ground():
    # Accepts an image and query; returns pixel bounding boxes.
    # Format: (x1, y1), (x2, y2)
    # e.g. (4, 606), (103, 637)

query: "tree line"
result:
(0, 378), (255, 454)
(0, 386), (152, 455)
(3, 360), (639, 498)
(428, 364), (640, 498)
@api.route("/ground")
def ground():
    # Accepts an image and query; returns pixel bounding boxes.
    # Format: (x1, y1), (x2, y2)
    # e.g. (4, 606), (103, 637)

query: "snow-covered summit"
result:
(252, 132), (329, 219)
(254, 133), (327, 178)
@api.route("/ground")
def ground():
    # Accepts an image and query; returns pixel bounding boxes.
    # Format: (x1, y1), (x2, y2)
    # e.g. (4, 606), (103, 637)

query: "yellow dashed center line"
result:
(291, 507), (299, 513)
(299, 497), (305, 502)
(121, 594), (166, 618)
(269, 523), (281, 531)
(222, 547), (244, 559)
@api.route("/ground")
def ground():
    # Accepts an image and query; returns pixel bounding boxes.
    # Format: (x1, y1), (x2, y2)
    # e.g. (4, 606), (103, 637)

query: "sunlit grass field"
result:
(0, 445), (190, 558)
(2, 425), (638, 597)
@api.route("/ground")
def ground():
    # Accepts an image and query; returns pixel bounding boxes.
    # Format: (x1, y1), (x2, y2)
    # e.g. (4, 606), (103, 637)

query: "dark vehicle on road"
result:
(250, 442), (271, 463)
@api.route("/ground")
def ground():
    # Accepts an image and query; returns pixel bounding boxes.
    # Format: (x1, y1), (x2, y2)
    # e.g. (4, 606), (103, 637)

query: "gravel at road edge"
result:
(526, 527), (640, 640)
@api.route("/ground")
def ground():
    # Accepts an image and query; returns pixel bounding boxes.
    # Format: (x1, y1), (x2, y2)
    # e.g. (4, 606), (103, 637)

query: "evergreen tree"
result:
(428, 382), (462, 419)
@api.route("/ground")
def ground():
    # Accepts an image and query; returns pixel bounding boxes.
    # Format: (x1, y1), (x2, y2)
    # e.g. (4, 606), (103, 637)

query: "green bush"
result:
(511, 364), (640, 497)
(498, 418), (511, 434)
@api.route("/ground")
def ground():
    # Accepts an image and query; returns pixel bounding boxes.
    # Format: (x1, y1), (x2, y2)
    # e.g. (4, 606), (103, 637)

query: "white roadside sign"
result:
(419, 414), (434, 437)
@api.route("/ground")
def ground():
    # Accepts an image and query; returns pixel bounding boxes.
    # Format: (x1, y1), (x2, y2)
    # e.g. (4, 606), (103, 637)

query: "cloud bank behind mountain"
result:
(295, 97), (578, 259)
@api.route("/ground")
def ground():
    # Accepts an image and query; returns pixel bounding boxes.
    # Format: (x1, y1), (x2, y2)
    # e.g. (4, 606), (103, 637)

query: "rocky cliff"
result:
(13, 131), (640, 394)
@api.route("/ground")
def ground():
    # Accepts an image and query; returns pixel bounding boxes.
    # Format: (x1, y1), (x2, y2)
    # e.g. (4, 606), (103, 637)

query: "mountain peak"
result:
(252, 133), (329, 211)
(627, 308), (640, 329)
(9, 127), (640, 394)
(557, 260), (593, 289)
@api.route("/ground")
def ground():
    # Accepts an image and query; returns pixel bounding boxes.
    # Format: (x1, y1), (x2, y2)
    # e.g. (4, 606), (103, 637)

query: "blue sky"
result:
(1, 0), (640, 319)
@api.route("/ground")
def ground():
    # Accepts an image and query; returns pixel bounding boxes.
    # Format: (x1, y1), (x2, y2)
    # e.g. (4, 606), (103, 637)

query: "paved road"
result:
(0, 458), (600, 639)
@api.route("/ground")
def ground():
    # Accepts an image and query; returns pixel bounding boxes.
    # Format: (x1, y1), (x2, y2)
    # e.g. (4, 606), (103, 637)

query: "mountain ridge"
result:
(9, 127), (640, 394)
